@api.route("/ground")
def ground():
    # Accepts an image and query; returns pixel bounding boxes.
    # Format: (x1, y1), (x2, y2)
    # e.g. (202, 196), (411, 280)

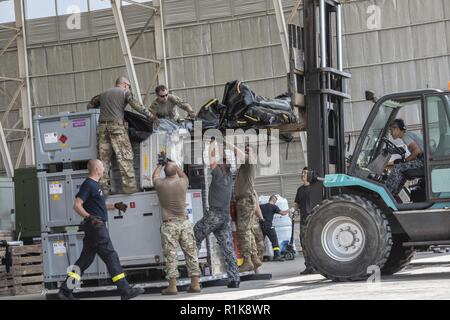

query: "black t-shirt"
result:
(260, 203), (281, 226)
(295, 185), (311, 222)
(76, 178), (108, 222)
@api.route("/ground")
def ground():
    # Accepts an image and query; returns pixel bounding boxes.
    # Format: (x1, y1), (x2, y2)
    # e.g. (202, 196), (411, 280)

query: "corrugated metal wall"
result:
(343, 0), (450, 150)
(1, 0), (449, 202)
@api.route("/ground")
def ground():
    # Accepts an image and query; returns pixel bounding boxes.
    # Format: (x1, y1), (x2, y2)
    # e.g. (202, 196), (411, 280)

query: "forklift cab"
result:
(348, 90), (450, 207)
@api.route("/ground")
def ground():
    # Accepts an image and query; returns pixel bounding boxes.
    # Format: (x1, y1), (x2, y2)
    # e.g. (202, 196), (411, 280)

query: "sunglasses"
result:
(158, 93), (168, 98)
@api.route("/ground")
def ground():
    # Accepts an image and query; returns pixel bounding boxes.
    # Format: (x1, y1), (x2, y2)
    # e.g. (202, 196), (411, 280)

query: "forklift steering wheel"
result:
(381, 137), (405, 157)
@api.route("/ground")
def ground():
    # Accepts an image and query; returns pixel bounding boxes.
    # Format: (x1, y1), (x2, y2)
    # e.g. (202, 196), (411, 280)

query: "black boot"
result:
(57, 279), (80, 300)
(300, 267), (316, 275)
(227, 280), (240, 288)
(273, 250), (285, 262)
(121, 287), (145, 300)
(116, 277), (145, 300)
(57, 288), (79, 300)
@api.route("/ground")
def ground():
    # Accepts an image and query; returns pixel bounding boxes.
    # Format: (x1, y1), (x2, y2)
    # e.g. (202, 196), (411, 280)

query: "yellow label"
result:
(144, 154), (148, 171)
(60, 121), (69, 128)
(60, 143), (68, 148)
(51, 194), (61, 201)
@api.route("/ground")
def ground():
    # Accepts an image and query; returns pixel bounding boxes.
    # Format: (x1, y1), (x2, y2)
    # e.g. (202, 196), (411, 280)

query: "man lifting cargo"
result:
(57, 159), (144, 300)
(149, 84), (196, 121)
(231, 142), (263, 273)
(153, 160), (201, 295)
(90, 76), (156, 195)
(194, 139), (240, 288)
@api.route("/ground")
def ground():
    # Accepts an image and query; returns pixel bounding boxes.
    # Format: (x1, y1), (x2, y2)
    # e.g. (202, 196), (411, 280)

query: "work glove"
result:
(152, 116), (160, 129)
(187, 111), (196, 119)
(114, 202), (128, 212)
(157, 153), (167, 166)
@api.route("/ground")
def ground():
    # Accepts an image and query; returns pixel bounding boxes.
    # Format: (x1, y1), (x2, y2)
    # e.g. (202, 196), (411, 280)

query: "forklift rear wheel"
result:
(381, 234), (415, 275)
(304, 194), (392, 281)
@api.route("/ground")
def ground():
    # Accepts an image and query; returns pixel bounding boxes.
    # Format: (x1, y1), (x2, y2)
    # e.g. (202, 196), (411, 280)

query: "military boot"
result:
(161, 278), (178, 295)
(121, 287), (145, 300)
(251, 254), (263, 269)
(238, 256), (254, 272)
(273, 250), (285, 262)
(187, 276), (201, 293)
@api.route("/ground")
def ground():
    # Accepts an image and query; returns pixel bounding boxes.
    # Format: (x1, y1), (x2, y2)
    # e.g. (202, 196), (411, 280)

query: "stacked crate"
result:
(0, 231), (14, 295)
(33, 110), (109, 288)
(0, 246), (7, 295)
(0, 245), (43, 296)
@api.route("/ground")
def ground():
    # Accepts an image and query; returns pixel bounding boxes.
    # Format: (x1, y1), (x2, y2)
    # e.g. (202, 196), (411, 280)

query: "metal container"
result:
(0, 177), (15, 230)
(41, 232), (108, 283)
(139, 131), (189, 189)
(34, 109), (99, 169)
(14, 168), (40, 238)
(106, 190), (206, 266)
(38, 170), (88, 231)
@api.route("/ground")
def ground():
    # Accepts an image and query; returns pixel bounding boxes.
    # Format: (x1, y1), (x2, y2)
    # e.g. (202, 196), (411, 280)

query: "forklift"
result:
(291, 0), (450, 281)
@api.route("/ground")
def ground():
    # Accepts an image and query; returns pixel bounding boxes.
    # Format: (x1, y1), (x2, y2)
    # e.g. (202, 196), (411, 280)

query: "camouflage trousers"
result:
(194, 207), (240, 282)
(236, 196), (257, 257)
(161, 218), (201, 280)
(97, 123), (137, 193)
(252, 215), (265, 261)
(386, 157), (424, 196)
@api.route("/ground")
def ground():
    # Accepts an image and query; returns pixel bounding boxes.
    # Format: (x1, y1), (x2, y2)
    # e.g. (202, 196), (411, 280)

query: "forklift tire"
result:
(304, 194), (392, 281)
(381, 234), (415, 275)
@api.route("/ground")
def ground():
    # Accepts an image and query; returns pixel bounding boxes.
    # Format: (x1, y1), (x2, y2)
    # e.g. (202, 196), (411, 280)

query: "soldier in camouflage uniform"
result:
(252, 205), (266, 263)
(231, 143), (263, 273)
(194, 140), (240, 288)
(149, 84), (196, 121)
(90, 76), (155, 194)
(153, 162), (201, 295)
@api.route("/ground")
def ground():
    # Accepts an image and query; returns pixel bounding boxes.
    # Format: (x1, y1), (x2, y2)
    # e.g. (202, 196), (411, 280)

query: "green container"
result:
(14, 167), (41, 238)
(0, 177), (15, 230)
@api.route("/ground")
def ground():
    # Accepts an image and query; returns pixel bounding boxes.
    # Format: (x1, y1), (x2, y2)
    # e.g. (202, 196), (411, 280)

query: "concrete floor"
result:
(3, 251), (450, 300)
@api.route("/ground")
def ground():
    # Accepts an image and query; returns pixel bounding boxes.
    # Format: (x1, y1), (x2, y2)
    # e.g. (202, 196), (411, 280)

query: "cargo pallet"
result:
(0, 245), (44, 296)
(44, 270), (271, 299)
(0, 230), (14, 242)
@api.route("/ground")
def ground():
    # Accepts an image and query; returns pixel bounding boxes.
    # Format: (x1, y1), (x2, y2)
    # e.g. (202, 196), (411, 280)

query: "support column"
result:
(0, 120), (14, 177)
(272, 0), (290, 73)
(14, 0), (34, 167)
(111, 0), (143, 104)
(153, 0), (168, 87)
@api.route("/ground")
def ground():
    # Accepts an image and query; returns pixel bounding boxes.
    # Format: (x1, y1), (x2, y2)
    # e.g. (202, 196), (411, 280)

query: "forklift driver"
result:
(385, 118), (424, 199)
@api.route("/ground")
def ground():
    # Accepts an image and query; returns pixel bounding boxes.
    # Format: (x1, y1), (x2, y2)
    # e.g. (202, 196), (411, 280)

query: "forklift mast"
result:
(289, 0), (351, 207)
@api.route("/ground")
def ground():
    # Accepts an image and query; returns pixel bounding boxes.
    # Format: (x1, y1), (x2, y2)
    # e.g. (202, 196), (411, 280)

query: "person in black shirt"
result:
(294, 167), (316, 275)
(259, 195), (289, 261)
(57, 159), (144, 300)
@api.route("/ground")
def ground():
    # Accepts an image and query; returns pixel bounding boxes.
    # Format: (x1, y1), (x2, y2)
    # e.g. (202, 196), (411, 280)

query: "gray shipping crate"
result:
(42, 232), (108, 283)
(38, 170), (88, 231)
(34, 110), (99, 169)
(0, 177), (15, 230)
(107, 190), (206, 266)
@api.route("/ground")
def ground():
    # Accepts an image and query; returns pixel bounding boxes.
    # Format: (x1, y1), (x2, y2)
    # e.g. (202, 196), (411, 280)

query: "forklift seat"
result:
(404, 168), (424, 180)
